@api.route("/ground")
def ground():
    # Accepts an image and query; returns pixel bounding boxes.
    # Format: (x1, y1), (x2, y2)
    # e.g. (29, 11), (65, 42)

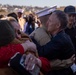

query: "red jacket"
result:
(0, 44), (50, 73)
(0, 44), (24, 68)
(39, 57), (51, 73)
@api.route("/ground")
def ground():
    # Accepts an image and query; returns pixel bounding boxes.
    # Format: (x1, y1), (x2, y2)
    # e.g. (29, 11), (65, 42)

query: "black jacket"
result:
(34, 30), (75, 60)
(65, 26), (76, 55)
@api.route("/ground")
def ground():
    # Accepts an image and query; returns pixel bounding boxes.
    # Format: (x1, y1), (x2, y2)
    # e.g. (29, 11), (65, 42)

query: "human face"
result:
(46, 13), (60, 35)
(11, 21), (21, 39)
(67, 14), (75, 25)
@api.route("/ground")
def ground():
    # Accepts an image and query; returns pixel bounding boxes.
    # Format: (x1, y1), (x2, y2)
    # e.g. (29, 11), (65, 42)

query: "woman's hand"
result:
(24, 53), (41, 71)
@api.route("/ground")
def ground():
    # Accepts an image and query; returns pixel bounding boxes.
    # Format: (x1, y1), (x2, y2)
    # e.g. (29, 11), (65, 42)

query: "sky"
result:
(0, 0), (76, 7)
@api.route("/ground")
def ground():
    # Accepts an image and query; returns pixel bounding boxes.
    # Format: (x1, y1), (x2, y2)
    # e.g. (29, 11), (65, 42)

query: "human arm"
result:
(0, 44), (24, 67)
(31, 37), (62, 60)
(21, 40), (37, 53)
(50, 54), (75, 70)
(24, 53), (51, 73)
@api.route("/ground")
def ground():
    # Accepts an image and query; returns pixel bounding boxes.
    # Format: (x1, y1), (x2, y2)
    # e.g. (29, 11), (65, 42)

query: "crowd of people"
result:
(0, 5), (76, 75)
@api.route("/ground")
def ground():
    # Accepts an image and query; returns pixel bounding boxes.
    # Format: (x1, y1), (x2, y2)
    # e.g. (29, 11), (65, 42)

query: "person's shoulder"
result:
(56, 31), (71, 43)
(53, 31), (66, 42)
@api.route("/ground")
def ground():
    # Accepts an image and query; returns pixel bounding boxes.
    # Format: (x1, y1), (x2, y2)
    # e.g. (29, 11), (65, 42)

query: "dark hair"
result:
(53, 10), (68, 29)
(23, 15), (29, 22)
(7, 12), (18, 22)
(28, 14), (35, 23)
(0, 20), (15, 46)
